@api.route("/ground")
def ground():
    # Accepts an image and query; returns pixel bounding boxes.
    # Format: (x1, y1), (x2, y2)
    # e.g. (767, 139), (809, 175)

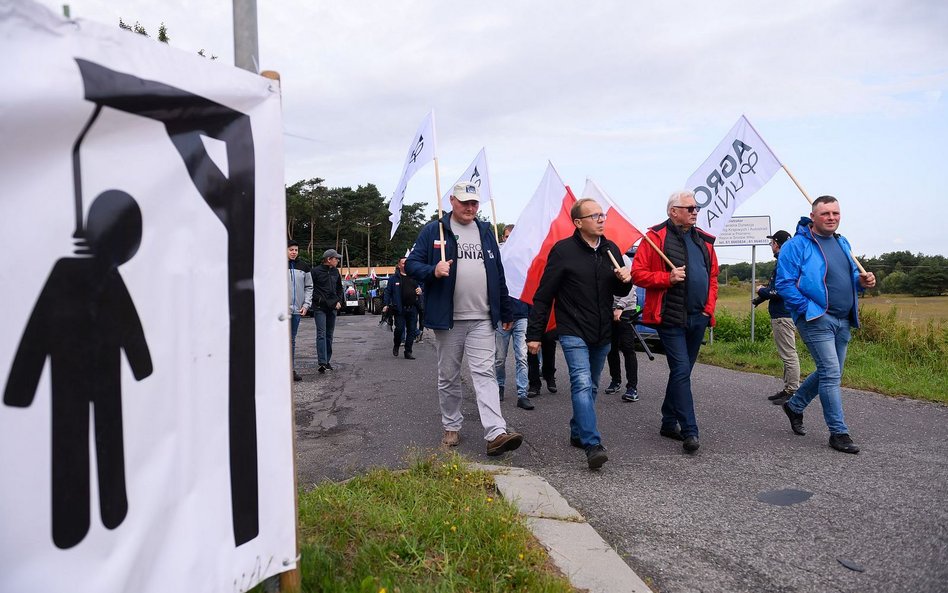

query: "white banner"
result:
(440, 147), (493, 212)
(388, 110), (437, 237)
(0, 3), (295, 593)
(685, 115), (783, 237)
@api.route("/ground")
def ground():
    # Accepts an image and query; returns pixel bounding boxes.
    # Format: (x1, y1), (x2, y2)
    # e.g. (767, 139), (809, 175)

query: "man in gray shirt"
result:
(406, 183), (522, 456)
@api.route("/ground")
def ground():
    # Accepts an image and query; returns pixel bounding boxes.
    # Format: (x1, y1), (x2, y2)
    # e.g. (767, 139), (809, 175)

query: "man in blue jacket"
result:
(753, 230), (799, 405)
(776, 196), (876, 454)
(406, 182), (523, 457)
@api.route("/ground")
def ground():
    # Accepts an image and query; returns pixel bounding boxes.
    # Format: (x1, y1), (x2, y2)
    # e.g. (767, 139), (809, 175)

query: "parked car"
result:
(341, 280), (366, 315)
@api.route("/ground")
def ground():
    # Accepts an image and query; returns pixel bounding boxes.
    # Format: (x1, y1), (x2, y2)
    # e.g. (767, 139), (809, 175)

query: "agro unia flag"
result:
(581, 178), (644, 255)
(502, 162), (577, 304)
(440, 147), (493, 212)
(388, 111), (437, 238)
(686, 115), (782, 237)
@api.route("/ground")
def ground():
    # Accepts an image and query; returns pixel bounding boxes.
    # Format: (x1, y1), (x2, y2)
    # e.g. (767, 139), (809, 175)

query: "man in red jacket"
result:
(632, 191), (718, 454)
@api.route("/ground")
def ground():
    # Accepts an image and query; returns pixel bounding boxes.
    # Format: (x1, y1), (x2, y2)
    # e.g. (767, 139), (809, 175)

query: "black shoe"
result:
(317, 364), (326, 374)
(325, 363), (334, 371)
(393, 345), (399, 357)
(771, 394), (791, 406)
(683, 435), (700, 453)
(570, 435), (583, 448)
(586, 444), (608, 469)
(517, 397), (535, 410)
(659, 426), (684, 441)
(829, 433), (860, 454)
(527, 384), (541, 398)
(605, 380), (621, 394)
(546, 378), (558, 393)
(768, 390), (793, 401)
(498, 387), (505, 402)
(404, 352), (416, 360)
(621, 388), (639, 402)
(782, 402), (806, 435)
(293, 371), (302, 382)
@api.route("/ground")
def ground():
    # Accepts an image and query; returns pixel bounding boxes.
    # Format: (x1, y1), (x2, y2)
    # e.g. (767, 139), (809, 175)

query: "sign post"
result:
(715, 216), (772, 342)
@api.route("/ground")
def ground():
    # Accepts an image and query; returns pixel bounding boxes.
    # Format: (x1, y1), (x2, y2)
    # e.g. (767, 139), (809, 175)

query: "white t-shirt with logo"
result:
(452, 220), (490, 320)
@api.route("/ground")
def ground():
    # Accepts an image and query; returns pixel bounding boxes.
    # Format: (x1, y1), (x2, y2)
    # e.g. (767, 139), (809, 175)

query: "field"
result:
(716, 284), (948, 325)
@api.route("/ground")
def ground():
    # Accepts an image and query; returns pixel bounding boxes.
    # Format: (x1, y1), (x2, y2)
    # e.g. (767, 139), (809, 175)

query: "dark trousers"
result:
(656, 313), (709, 438)
(393, 307), (418, 354)
(528, 332), (557, 387)
(607, 322), (638, 389)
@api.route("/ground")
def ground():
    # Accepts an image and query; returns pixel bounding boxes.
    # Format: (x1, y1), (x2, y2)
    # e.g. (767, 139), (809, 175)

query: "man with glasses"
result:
(632, 191), (719, 454)
(775, 196), (875, 454)
(752, 230), (800, 405)
(406, 183), (523, 457)
(527, 198), (632, 470)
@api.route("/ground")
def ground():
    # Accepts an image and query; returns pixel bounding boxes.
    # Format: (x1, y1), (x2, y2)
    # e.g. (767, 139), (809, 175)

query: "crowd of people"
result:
(289, 186), (876, 468)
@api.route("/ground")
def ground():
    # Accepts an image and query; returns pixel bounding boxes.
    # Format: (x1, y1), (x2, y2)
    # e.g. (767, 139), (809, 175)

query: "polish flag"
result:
(581, 178), (644, 254)
(502, 162), (577, 305)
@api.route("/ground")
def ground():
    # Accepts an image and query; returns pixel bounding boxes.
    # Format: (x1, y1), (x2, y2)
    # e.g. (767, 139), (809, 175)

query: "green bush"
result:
(855, 306), (948, 366)
(713, 308), (772, 342)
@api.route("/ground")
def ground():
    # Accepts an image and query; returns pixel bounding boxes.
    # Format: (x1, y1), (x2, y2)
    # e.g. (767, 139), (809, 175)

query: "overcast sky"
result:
(41, 0), (948, 263)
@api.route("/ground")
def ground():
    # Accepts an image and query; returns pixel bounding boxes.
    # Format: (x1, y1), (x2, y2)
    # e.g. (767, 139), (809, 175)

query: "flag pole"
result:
(434, 157), (446, 262)
(641, 234), (676, 270)
(782, 165), (867, 274)
(489, 199), (500, 244)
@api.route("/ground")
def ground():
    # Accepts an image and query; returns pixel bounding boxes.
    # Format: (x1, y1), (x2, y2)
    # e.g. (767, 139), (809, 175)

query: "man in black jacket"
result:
(754, 230), (800, 405)
(527, 198), (632, 469)
(383, 257), (421, 360)
(312, 249), (345, 373)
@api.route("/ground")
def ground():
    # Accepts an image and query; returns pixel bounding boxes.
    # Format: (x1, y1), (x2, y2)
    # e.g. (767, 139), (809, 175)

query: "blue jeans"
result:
(314, 308), (337, 365)
(495, 319), (528, 398)
(290, 313), (301, 369)
(788, 314), (851, 435)
(394, 307), (418, 353)
(656, 313), (709, 438)
(559, 334), (610, 448)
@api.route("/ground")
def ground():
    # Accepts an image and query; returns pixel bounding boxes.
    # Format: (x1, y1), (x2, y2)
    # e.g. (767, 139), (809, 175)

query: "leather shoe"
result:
(782, 402), (806, 435)
(546, 378), (558, 393)
(659, 426), (684, 441)
(392, 344), (399, 357)
(683, 435), (700, 453)
(404, 352), (416, 360)
(516, 397), (534, 410)
(570, 435), (583, 448)
(768, 390), (793, 401)
(586, 444), (608, 469)
(487, 431), (523, 456)
(829, 433), (860, 454)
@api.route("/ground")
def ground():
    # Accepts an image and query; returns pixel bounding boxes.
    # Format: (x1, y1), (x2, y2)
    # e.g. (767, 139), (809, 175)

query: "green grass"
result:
(265, 452), (576, 593)
(701, 305), (948, 403)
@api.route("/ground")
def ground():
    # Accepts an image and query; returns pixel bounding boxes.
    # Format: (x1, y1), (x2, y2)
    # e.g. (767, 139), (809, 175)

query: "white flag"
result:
(389, 110), (437, 238)
(686, 115), (782, 237)
(440, 147), (493, 212)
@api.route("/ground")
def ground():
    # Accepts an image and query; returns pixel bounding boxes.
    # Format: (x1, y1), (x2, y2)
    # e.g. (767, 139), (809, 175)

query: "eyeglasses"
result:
(576, 213), (607, 222)
(671, 205), (700, 213)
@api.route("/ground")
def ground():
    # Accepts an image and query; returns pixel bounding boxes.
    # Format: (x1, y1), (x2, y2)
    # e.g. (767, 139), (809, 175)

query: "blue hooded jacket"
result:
(775, 216), (863, 327)
(405, 213), (512, 330)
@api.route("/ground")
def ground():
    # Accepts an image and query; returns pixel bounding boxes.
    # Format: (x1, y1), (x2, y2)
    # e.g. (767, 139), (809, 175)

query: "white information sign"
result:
(0, 2), (296, 592)
(715, 216), (772, 247)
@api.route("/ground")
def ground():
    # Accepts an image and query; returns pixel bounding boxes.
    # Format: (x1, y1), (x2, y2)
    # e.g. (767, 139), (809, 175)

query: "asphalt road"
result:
(293, 313), (948, 593)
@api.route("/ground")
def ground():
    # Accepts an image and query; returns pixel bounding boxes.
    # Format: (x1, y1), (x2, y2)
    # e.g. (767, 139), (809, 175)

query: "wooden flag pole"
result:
(434, 157), (446, 262)
(606, 250), (622, 271)
(641, 233), (676, 270)
(489, 199), (500, 245)
(782, 165), (867, 274)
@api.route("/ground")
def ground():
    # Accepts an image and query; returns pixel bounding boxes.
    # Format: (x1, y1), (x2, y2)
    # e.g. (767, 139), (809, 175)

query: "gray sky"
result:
(44, 0), (948, 262)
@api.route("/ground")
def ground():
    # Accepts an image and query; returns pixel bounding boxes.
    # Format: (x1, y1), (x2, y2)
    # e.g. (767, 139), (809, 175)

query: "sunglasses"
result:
(671, 205), (700, 213)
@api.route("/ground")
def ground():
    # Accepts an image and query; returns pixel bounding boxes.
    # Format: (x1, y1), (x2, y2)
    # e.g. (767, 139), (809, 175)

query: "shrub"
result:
(713, 308), (772, 342)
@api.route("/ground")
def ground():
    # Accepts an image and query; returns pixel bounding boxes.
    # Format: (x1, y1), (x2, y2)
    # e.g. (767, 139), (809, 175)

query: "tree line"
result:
(719, 251), (948, 297)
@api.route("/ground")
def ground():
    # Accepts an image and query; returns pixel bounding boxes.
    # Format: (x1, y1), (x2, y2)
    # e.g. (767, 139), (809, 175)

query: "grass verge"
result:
(259, 452), (576, 593)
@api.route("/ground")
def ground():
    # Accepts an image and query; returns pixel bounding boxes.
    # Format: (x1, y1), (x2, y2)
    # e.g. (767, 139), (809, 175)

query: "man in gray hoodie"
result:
(287, 240), (313, 381)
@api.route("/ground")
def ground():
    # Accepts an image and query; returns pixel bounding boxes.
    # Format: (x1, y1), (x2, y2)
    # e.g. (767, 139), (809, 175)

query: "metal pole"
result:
(750, 246), (757, 342)
(233, 0), (259, 72)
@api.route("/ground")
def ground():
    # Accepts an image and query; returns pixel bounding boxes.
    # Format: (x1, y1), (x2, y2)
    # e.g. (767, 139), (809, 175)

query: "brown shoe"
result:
(486, 431), (523, 456)
(442, 430), (460, 447)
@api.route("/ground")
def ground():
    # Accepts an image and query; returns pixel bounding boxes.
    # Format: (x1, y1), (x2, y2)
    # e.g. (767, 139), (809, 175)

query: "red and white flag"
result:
(388, 110), (437, 238)
(440, 147), (493, 212)
(686, 115), (782, 237)
(502, 162), (577, 304)
(581, 178), (644, 255)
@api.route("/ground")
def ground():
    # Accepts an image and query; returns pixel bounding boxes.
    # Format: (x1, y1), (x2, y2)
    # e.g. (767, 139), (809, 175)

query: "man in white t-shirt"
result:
(406, 183), (523, 456)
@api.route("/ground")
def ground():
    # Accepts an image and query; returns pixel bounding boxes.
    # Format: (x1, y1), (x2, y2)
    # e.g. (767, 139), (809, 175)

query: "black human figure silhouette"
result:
(71, 59), (261, 546)
(4, 190), (152, 549)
